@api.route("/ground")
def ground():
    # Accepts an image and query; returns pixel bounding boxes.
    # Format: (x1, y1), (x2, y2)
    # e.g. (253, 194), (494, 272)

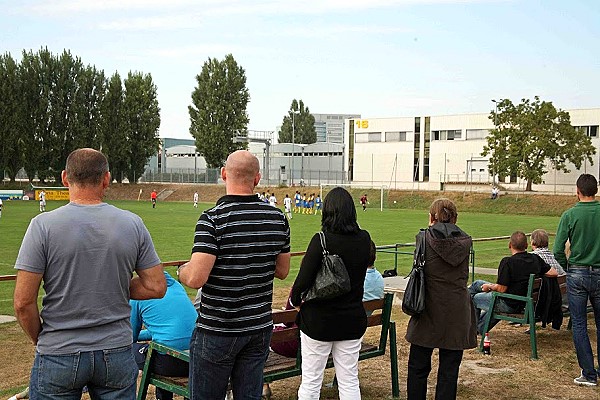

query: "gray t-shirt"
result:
(15, 202), (161, 354)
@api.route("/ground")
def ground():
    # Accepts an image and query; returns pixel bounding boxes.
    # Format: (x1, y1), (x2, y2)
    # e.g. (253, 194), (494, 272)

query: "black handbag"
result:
(402, 229), (427, 316)
(302, 231), (351, 302)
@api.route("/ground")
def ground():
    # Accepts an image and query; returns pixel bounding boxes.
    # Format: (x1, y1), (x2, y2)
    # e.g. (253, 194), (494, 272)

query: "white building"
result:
(344, 109), (600, 193)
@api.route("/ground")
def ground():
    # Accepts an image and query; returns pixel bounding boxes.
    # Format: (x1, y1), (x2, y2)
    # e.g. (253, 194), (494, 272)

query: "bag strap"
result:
(413, 229), (427, 269)
(319, 231), (329, 256)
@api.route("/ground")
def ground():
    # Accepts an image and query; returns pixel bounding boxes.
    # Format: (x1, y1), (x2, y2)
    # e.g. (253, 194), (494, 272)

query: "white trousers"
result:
(297, 331), (362, 400)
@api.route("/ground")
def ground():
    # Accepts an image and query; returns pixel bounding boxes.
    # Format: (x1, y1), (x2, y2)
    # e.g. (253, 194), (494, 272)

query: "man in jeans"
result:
(179, 150), (291, 399)
(554, 173), (600, 387)
(469, 231), (557, 334)
(13, 148), (167, 399)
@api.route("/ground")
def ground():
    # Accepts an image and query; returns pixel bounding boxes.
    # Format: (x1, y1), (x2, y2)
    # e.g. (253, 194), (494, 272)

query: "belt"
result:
(568, 265), (600, 271)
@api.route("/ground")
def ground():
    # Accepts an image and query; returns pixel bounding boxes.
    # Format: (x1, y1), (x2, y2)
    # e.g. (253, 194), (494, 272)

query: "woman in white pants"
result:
(291, 187), (372, 400)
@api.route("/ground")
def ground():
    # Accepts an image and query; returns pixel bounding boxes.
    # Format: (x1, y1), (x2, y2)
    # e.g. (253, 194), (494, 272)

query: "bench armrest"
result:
(149, 342), (190, 363)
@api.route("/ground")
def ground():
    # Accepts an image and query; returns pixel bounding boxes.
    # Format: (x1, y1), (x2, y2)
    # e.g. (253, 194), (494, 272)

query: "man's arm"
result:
(481, 283), (508, 293)
(13, 270), (43, 345)
(545, 267), (559, 277)
(274, 252), (291, 280)
(130, 264), (166, 300)
(178, 252), (217, 289)
(553, 214), (569, 268)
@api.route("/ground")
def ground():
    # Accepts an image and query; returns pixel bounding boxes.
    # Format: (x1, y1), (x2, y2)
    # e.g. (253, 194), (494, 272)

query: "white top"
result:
(269, 195), (277, 207)
(193, 192), (199, 202)
(283, 197), (292, 210)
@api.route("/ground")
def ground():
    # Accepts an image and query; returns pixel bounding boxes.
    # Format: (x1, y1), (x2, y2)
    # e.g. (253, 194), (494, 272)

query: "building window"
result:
(432, 130), (462, 140)
(355, 132), (382, 143)
(466, 129), (489, 140)
(385, 131), (409, 142)
(575, 125), (599, 138)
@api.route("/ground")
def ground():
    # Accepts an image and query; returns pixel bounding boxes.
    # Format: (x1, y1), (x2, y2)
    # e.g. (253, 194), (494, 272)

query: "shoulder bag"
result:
(402, 229), (427, 316)
(302, 231), (351, 302)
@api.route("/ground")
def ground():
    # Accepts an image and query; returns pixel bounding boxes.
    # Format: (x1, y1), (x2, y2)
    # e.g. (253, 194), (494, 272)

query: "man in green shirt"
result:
(554, 173), (600, 387)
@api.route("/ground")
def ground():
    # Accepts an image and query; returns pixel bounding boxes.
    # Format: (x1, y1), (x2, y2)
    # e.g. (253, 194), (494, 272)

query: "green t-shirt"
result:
(553, 200), (600, 269)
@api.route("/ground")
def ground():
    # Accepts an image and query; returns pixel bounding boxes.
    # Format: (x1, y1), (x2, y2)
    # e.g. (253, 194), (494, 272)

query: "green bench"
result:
(479, 273), (542, 360)
(137, 293), (399, 399)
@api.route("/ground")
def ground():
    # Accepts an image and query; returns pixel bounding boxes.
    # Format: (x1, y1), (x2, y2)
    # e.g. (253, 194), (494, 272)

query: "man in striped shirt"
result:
(179, 150), (291, 400)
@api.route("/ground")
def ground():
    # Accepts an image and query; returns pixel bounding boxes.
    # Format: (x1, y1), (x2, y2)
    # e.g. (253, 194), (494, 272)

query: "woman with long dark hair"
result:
(291, 187), (371, 399)
(405, 198), (477, 400)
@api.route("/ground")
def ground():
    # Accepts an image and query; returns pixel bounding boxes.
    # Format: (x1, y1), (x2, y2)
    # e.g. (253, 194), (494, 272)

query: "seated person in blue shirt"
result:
(131, 271), (198, 400)
(363, 240), (385, 302)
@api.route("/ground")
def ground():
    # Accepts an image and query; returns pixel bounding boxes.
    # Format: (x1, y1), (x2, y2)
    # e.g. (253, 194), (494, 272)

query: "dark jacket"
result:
(535, 276), (563, 329)
(405, 223), (478, 350)
(291, 230), (371, 341)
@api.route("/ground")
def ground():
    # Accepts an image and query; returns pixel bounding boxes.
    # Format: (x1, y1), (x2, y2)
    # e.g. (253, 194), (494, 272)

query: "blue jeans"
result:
(189, 328), (272, 400)
(469, 280), (519, 334)
(567, 268), (600, 382)
(29, 345), (138, 400)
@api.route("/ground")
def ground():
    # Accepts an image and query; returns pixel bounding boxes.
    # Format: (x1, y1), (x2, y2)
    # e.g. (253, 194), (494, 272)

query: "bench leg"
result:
(526, 301), (538, 360)
(389, 321), (400, 398)
(136, 346), (153, 400)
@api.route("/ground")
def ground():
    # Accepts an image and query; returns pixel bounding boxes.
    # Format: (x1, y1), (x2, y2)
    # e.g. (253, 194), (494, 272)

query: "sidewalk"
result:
(0, 315), (16, 324)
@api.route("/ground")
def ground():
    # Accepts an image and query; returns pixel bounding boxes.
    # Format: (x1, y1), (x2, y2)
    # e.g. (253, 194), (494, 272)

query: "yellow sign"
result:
(36, 189), (69, 201)
(355, 119), (369, 129)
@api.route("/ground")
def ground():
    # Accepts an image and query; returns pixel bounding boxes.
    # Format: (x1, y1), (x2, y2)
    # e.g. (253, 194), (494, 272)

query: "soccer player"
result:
(360, 194), (368, 211)
(283, 194), (292, 220)
(294, 191), (301, 213)
(193, 191), (199, 208)
(314, 194), (322, 215)
(0, 197), (3, 219)
(151, 189), (157, 208)
(269, 192), (277, 207)
(39, 190), (46, 212)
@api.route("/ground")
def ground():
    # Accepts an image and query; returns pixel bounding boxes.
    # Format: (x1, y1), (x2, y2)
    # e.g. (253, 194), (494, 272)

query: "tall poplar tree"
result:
(122, 71), (161, 182)
(278, 99), (316, 144)
(189, 54), (249, 168)
(0, 53), (22, 181)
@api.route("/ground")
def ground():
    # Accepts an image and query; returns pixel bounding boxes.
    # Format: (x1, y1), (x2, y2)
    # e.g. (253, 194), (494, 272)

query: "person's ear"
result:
(254, 172), (261, 187)
(102, 172), (111, 188)
(61, 170), (69, 187)
(221, 167), (227, 181)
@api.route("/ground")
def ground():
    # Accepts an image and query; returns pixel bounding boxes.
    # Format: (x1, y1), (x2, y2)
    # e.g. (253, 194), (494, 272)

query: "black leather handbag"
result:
(402, 229), (427, 316)
(302, 231), (351, 302)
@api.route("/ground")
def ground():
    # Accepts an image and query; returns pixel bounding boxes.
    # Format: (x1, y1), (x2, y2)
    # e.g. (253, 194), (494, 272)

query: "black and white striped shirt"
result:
(193, 194), (291, 336)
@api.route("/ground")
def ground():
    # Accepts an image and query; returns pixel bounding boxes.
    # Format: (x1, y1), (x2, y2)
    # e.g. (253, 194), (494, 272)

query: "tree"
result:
(122, 71), (161, 182)
(0, 53), (22, 181)
(278, 99), (316, 144)
(482, 97), (596, 191)
(100, 72), (128, 182)
(189, 54), (249, 168)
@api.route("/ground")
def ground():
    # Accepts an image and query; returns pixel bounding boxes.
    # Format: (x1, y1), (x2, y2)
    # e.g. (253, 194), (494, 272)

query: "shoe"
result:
(574, 374), (597, 386)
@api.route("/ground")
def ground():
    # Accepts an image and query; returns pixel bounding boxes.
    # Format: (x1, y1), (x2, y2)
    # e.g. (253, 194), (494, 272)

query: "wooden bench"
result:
(137, 293), (399, 399)
(479, 274), (542, 360)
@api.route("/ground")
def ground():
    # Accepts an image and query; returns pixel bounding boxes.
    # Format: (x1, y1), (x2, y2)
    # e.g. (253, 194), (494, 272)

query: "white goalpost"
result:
(319, 184), (388, 211)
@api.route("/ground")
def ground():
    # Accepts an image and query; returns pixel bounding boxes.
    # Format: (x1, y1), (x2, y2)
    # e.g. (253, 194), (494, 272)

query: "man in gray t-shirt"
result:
(14, 148), (166, 400)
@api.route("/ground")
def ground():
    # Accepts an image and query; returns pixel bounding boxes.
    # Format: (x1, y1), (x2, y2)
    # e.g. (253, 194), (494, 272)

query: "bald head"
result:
(223, 150), (260, 191)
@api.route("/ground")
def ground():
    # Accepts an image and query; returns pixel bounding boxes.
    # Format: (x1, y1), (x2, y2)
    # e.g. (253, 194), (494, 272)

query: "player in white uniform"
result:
(39, 190), (46, 212)
(283, 194), (292, 220)
(193, 191), (199, 208)
(269, 193), (277, 207)
(0, 197), (3, 219)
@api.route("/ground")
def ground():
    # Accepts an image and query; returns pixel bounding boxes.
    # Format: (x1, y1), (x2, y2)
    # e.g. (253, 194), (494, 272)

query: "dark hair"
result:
(530, 229), (549, 248)
(510, 231), (528, 251)
(429, 198), (458, 224)
(368, 240), (377, 267)
(576, 174), (598, 197)
(65, 148), (109, 186)
(321, 187), (360, 234)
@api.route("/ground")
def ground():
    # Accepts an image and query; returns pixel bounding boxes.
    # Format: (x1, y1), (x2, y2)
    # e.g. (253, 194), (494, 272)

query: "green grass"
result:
(0, 199), (561, 315)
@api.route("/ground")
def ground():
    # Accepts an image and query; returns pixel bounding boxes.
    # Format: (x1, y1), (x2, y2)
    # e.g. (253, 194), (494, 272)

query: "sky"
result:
(2, 0), (600, 140)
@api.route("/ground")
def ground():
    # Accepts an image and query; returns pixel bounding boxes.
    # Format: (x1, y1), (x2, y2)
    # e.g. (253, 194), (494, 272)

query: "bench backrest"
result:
(530, 274), (543, 304)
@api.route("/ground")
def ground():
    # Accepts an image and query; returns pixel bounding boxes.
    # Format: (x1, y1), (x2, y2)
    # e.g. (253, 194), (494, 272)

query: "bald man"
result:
(179, 150), (291, 400)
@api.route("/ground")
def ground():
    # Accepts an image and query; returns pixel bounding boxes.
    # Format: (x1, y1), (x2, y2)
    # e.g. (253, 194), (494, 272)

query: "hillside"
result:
(105, 183), (578, 217)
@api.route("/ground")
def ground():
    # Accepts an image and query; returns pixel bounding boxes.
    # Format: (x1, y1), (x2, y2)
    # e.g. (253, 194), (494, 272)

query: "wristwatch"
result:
(176, 264), (186, 277)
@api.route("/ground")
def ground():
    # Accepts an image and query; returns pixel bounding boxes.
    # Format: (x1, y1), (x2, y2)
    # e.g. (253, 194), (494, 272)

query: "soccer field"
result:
(0, 199), (561, 315)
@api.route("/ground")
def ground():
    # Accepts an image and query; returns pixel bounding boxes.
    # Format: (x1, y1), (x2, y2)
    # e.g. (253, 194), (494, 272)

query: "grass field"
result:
(2, 199), (598, 400)
(0, 199), (561, 315)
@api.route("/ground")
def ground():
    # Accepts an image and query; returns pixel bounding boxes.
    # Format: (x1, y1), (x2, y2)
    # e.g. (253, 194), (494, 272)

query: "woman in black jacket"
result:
(291, 187), (371, 399)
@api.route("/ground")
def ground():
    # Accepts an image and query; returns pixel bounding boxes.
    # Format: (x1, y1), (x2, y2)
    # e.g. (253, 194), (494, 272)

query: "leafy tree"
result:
(189, 54), (249, 168)
(122, 71), (161, 182)
(278, 99), (316, 144)
(19, 49), (50, 182)
(482, 97), (596, 191)
(100, 72), (128, 182)
(0, 53), (22, 181)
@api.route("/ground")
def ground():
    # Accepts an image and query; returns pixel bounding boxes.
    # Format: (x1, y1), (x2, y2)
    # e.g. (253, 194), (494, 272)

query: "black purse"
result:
(302, 231), (351, 302)
(402, 229), (427, 316)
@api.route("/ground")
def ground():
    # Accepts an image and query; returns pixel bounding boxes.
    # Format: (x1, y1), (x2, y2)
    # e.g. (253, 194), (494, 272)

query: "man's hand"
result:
(481, 283), (493, 292)
(13, 270), (43, 345)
